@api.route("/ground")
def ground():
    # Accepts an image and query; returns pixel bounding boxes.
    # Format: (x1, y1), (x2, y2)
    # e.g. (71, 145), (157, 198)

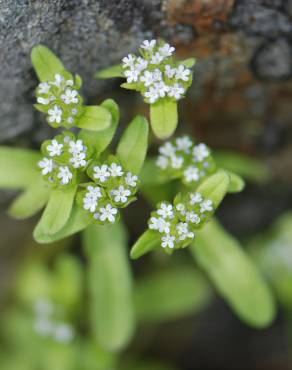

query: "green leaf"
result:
(77, 106), (112, 131)
(34, 205), (91, 244)
(196, 169), (230, 208)
(135, 267), (211, 323)
(226, 170), (245, 193)
(181, 58), (196, 68)
(33, 186), (77, 241)
(8, 179), (50, 219)
(120, 82), (140, 91)
(214, 151), (269, 183)
(150, 100), (178, 139)
(117, 115), (149, 174)
(31, 45), (64, 82)
(96, 64), (124, 79)
(191, 219), (276, 328)
(83, 222), (135, 351)
(79, 99), (119, 155)
(140, 158), (180, 186)
(130, 230), (160, 260)
(0, 146), (41, 189)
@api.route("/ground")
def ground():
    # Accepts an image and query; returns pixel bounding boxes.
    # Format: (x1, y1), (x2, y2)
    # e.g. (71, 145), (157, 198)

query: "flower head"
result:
(99, 204), (118, 223)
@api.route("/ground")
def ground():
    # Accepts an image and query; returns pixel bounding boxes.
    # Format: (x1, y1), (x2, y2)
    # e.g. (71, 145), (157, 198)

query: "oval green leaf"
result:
(181, 58), (196, 68)
(191, 219), (276, 328)
(96, 64), (124, 79)
(31, 45), (64, 82)
(77, 106), (111, 131)
(150, 100), (178, 139)
(130, 230), (160, 260)
(226, 170), (245, 193)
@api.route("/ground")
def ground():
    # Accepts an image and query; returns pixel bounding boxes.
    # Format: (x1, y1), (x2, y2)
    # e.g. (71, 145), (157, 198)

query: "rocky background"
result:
(1, 1), (292, 369)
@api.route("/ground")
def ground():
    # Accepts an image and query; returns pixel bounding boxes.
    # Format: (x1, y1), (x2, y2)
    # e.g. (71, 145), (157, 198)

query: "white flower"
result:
(175, 65), (191, 82)
(87, 185), (102, 199)
(176, 203), (186, 215)
(47, 139), (63, 157)
(99, 204), (118, 223)
(111, 185), (131, 203)
(154, 81), (170, 98)
(69, 139), (84, 155)
(159, 142), (176, 157)
(161, 234), (175, 249)
(176, 136), (193, 152)
(159, 43), (175, 58)
(157, 203), (174, 219)
(186, 212), (200, 224)
(189, 192), (203, 205)
(184, 166), (200, 182)
(66, 79), (74, 86)
(170, 155), (184, 169)
(54, 324), (74, 343)
(152, 69), (163, 82)
(149, 217), (170, 233)
(168, 83), (185, 100)
(38, 82), (51, 94)
(193, 143), (210, 162)
(72, 108), (78, 115)
(165, 65), (177, 78)
(145, 85), (159, 104)
(83, 196), (97, 213)
(57, 166), (73, 185)
(34, 318), (53, 337)
(141, 39), (156, 50)
(109, 163), (123, 177)
(93, 164), (110, 183)
(67, 117), (74, 124)
(150, 52), (164, 65)
(38, 157), (54, 175)
(37, 97), (50, 105)
(124, 68), (139, 83)
(135, 57), (148, 72)
(125, 172), (138, 187)
(156, 155), (169, 169)
(61, 89), (79, 104)
(200, 199), (213, 213)
(48, 105), (62, 124)
(140, 70), (155, 87)
(52, 74), (64, 87)
(70, 152), (87, 168)
(176, 222), (194, 240)
(122, 54), (136, 69)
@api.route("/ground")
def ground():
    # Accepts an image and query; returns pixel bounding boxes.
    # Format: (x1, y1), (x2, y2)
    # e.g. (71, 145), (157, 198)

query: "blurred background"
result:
(1, 1), (292, 369)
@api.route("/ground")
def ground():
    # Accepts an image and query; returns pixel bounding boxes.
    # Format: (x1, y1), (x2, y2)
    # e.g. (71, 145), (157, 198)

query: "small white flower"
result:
(159, 43), (175, 58)
(176, 136), (193, 152)
(135, 57), (148, 72)
(38, 157), (54, 175)
(157, 203), (174, 219)
(168, 83), (185, 100)
(149, 217), (170, 233)
(193, 143), (210, 162)
(67, 116), (74, 124)
(70, 152), (87, 168)
(150, 52), (164, 65)
(37, 97), (50, 105)
(109, 163), (123, 177)
(66, 79), (74, 86)
(111, 185), (131, 203)
(63, 135), (71, 143)
(184, 166), (200, 182)
(140, 70), (155, 87)
(176, 203), (186, 215)
(176, 222), (194, 240)
(61, 89), (79, 104)
(145, 85), (159, 104)
(165, 65), (177, 79)
(124, 68), (140, 83)
(159, 142), (176, 157)
(83, 196), (97, 213)
(186, 212), (201, 224)
(72, 108), (78, 115)
(189, 192), (203, 205)
(52, 74), (64, 87)
(87, 185), (102, 199)
(38, 82), (51, 94)
(170, 155), (184, 169)
(122, 54), (136, 69)
(99, 204), (118, 223)
(57, 166), (73, 185)
(200, 199), (213, 213)
(48, 105), (62, 124)
(69, 140), (84, 155)
(47, 139), (63, 157)
(161, 234), (175, 249)
(125, 172), (138, 187)
(34, 318), (53, 337)
(93, 164), (110, 183)
(175, 64), (191, 82)
(152, 69), (163, 82)
(156, 155), (169, 169)
(141, 39), (156, 51)
(54, 323), (74, 343)
(154, 81), (170, 98)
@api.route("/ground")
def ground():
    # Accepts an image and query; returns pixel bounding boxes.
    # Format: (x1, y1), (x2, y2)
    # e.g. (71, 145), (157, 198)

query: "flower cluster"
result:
(121, 39), (193, 104)
(38, 131), (91, 187)
(33, 298), (74, 343)
(148, 192), (214, 253)
(78, 158), (139, 225)
(35, 71), (83, 128)
(155, 136), (216, 185)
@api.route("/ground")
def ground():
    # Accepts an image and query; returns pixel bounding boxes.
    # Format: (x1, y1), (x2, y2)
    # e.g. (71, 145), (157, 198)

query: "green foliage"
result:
(31, 45), (64, 82)
(77, 105), (112, 131)
(130, 230), (160, 260)
(150, 100), (178, 139)
(225, 170), (245, 193)
(96, 64), (124, 79)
